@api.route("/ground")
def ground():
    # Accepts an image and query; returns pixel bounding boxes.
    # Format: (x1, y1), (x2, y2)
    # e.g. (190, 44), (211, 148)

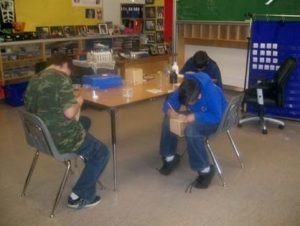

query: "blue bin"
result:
(81, 74), (123, 89)
(3, 82), (28, 106)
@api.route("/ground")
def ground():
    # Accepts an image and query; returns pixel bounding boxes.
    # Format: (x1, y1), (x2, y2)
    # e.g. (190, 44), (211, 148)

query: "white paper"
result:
(146, 89), (163, 94)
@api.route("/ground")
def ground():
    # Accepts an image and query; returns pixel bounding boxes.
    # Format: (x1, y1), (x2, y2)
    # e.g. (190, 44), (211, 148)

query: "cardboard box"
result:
(170, 115), (186, 137)
(125, 67), (143, 85)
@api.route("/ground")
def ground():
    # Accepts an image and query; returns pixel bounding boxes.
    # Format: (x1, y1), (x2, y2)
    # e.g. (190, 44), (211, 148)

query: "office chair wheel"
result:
(262, 129), (268, 134)
(278, 125), (285, 130)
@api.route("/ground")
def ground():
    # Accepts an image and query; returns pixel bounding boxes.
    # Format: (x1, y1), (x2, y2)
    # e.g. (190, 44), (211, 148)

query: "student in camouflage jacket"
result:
(25, 54), (109, 209)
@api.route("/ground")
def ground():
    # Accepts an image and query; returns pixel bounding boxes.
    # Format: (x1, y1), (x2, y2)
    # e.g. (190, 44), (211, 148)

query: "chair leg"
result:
(21, 150), (40, 197)
(50, 160), (72, 218)
(226, 130), (244, 169)
(206, 140), (226, 187)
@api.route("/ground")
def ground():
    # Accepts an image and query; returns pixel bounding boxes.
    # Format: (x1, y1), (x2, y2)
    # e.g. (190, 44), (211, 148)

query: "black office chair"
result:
(239, 56), (297, 134)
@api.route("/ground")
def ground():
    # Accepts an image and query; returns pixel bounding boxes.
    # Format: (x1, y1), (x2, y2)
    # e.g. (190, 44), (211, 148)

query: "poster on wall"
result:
(0, 0), (15, 24)
(72, 0), (102, 7)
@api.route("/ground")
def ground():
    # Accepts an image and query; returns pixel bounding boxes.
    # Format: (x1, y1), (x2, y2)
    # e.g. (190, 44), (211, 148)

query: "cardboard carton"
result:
(170, 115), (186, 137)
(125, 67), (143, 85)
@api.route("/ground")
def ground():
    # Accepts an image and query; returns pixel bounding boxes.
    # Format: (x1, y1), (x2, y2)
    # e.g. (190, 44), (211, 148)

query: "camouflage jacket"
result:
(24, 69), (85, 153)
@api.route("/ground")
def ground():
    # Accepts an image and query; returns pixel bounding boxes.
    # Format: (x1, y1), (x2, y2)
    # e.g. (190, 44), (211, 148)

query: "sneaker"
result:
(194, 165), (215, 189)
(67, 195), (101, 209)
(159, 154), (180, 175)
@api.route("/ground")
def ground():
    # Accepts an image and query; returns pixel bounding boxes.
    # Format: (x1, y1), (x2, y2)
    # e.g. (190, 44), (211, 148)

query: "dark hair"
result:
(193, 51), (209, 70)
(47, 53), (73, 69)
(178, 79), (201, 106)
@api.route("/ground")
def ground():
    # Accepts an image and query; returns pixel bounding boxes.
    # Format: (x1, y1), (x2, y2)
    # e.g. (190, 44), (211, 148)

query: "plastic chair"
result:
(19, 110), (77, 218)
(205, 94), (244, 187)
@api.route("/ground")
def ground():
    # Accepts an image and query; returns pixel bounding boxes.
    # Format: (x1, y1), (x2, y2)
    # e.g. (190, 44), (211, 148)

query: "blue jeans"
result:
(159, 115), (218, 172)
(72, 116), (110, 202)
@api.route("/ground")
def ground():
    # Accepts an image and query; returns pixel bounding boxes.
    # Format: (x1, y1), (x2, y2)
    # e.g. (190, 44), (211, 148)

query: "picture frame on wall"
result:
(157, 44), (166, 55)
(145, 19), (155, 31)
(36, 27), (50, 39)
(85, 8), (95, 19)
(156, 31), (164, 43)
(86, 25), (99, 35)
(49, 26), (64, 38)
(62, 26), (76, 37)
(98, 23), (108, 35)
(145, 0), (154, 4)
(147, 34), (156, 43)
(75, 25), (88, 36)
(145, 6), (156, 18)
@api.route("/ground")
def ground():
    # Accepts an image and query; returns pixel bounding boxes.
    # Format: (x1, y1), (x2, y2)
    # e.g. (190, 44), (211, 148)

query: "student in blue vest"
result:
(158, 72), (227, 188)
(180, 50), (223, 89)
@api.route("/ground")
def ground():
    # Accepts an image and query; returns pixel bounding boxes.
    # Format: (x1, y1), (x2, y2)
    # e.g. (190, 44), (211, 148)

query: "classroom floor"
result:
(1, 92), (300, 226)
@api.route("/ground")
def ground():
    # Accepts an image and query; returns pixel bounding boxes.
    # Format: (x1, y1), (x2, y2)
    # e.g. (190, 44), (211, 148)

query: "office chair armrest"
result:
(251, 77), (273, 90)
(256, 82), (271, 90)
(252, 77), (269, 83)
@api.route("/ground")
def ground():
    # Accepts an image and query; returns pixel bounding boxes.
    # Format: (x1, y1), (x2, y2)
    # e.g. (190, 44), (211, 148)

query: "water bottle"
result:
(169, 70), (178, 84)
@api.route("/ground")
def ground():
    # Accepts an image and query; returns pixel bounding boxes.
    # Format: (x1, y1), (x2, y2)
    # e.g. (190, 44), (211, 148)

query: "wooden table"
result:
(81, 79), (179, 190)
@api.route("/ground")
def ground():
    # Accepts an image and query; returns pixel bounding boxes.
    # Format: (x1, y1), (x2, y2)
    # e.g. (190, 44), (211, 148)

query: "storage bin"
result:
(3, 82), (28, 106)
(81, 74), (123, 89)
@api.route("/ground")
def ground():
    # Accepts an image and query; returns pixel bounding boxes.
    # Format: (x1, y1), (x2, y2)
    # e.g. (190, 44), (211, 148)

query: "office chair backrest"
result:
(273, 56), (297, 106)
(19, 110), (76, 162)
(216, 94), (244, 134)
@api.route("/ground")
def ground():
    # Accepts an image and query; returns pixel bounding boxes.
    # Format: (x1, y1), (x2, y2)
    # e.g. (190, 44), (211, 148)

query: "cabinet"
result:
(144, 5), (165, 43)
(0, 35), (139, 88)
(116, 54), (171, 77)
(121, 3), (144, 34)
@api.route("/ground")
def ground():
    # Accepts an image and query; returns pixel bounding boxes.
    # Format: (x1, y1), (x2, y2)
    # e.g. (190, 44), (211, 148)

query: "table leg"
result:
(110, 108), (117, 191)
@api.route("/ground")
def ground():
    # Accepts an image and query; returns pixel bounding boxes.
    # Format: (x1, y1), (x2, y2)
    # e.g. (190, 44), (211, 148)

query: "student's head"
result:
(178, 79), (201, 106)
(193, 51), (209, 70)
(47, 53), (73, 76)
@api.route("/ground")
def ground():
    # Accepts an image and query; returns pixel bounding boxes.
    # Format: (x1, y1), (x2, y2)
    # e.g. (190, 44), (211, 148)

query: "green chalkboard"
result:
(178, 0), (300, 21)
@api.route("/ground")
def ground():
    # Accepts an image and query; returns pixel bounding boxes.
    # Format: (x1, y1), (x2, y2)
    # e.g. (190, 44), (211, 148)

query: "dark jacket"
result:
(180, 57), (223, 88)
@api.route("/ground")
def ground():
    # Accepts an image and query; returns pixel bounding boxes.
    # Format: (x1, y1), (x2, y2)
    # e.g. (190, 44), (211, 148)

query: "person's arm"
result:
(64, 96), (83, 119)
(162, 91), (181, 118)
(179, 58), (194, 74)
(59, 75), (82, 120)
(208, 59), (222, 88)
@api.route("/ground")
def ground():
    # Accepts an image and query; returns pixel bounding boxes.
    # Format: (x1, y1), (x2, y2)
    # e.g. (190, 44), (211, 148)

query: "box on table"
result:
(125, 67), (143, 85)
(81, 74), (122, 89)
(170, 115), (187, 137)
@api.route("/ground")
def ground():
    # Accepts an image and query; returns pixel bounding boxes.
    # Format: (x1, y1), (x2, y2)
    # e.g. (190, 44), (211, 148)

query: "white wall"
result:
(103, 0), (145, 25)
(185, 45), (248, 89)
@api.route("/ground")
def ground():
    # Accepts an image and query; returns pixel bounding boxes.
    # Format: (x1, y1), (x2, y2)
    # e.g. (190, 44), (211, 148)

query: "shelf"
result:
(179, 22), (249, 48)
(0, 35), (141, 85)
(2, 56), (43, 65)
(4, 74), (34, 82)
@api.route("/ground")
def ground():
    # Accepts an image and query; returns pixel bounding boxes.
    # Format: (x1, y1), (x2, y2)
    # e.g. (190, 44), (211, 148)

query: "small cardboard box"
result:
(125, 67), (143, 85)
(170, 115), (186, 137)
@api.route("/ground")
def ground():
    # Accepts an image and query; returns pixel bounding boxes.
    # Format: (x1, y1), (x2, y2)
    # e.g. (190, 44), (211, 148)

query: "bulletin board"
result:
(14, 0), (101, 31)
(247, 20), (300, 119)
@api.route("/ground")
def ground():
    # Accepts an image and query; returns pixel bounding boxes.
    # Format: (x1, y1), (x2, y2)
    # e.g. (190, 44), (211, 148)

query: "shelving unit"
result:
(121, 3), (144, 33)
(177, 21), (250, 67)
(0, 34), (139, 88)
(179, 21), (249, 47)
(144, 5), (165, 43)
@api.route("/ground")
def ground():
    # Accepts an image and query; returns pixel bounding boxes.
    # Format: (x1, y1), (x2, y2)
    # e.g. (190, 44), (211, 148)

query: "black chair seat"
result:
(239, 56), (297, 134)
